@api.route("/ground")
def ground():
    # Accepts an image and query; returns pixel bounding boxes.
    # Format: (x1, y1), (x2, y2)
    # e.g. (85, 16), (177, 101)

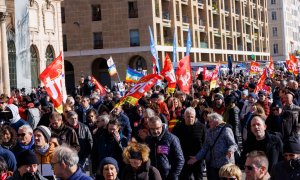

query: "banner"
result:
(210, 63), (220, 90)
(91, 76), (106, 96)
(250, 61), (259, 75)
(176, 55), (192, 94)
(125, 67), (144, 83)
(268, 56), (275, 78)
(149, 26), (160, 74)
(287, 53), (299, 76)
(161, 53), (176, 93)
(186, 28), (192, 55)
(39, 52), (63, 113)
(115, 74), (162, 108)
(107, 57), (117, 76)
(254, 68), (270, 94)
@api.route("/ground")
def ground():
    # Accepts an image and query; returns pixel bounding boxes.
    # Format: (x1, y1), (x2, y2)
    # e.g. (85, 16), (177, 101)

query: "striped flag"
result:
(125, 67), (144, 83)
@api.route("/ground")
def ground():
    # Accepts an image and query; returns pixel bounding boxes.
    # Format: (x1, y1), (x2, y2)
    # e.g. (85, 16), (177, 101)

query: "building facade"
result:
(268, 0), (300, 61)
(0, 0), (63, 95)
(62, 0), (270, 91)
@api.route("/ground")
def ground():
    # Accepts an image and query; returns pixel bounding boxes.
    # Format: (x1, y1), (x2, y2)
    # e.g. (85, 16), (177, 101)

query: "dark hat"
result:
(248, 83), (256, 89)
(214, 93), (224, 101)
(17, 150), (39, 168)
(286, 90), (295, 98)
(34, 126), (51, 142)
(224, 95), (236, 104)
(271, 100), (283, 108)
(99, 157), (119, 175)
(150, 93), (159, 99)
(248, 93), (257, 100)
(284, 136), (300, 154)
(40, 98), (50, 108)
(258, 90), (266, 96)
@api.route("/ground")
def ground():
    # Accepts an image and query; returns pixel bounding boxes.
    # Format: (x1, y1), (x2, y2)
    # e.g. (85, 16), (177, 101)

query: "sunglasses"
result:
(284, 154), (297, 158)
(17, 133), (26, 137)
(220, 178), (237, 180)
(272, 108), (280, 111)
(244, 165), (256, 171)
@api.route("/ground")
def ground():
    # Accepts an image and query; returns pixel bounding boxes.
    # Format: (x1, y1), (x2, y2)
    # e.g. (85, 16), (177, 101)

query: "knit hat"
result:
(34, 126), (51, 142)
(271, 100), (283, 109)
(214, 93), (224, 101)
(248, 83), (256, 89)
(284, 136), (300, 154)
(17, 150), (39, 168)
(99, 157), (119, 175)
(258, 90), (266, 96)
(248, 93), (257, 100)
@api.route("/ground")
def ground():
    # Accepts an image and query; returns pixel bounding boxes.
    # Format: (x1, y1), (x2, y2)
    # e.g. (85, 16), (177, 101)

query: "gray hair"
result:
(66, 111), (78, 119)
(66, 96), (75, 106)
(246, 150), (269, 169)
(144, 108), (156, 118)
(184, 107), (196, 117)
(19, 124), (33, 134)
(53, 145), (79, 167)
(98, 115), (110, 125)
(158, 94), (165, 102)
(149, 116), (162, 125)
(207, 113), (224, 123)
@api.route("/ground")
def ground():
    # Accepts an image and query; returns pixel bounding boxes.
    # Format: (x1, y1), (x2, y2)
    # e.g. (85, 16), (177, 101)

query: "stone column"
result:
(1, 12), (10, 96)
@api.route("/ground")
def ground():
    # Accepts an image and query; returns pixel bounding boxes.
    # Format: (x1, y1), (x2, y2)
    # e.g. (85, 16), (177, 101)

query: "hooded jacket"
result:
(146, 124), (184, 180)
(6, 104), (28, 132)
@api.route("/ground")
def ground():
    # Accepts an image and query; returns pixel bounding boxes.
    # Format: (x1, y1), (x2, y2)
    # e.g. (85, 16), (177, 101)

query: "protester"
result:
(76, 96), (94, 125)
(218, 163), (242, 180)
(51, 145), (92, 180)
(9, 149), (47, 180)
(0, 132), (16, 172)
(12, 124), (35, 156)
(188, 113), (238, 180)
(0, 125), (17, 150)
(97, 157), (119, 180)
(244, 151), (270, 180)
(172, 107), (206, 180)
(112, 105), (132, 140)
(146, 116), (184, 180)
(121, 141), (162, 180)
(34, 125), (55, 179)
(49, 112), (80, 151)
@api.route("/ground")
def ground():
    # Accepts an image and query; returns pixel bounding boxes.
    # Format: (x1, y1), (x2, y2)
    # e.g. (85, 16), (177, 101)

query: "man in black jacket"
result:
(65, 111), (93, 167)
(172, 107), (206, 180)
(146, 116), (184, 180)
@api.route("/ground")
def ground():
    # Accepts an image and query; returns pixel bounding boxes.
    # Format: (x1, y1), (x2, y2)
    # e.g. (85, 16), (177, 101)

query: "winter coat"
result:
(8, 170), (47, 180)
(241, 131), (283, 172)
(223, 105), (241, 144)
(91, 130), (127, 174)
(116, 112), (132, 139)
(50, 124), (80, 152)
(271, 159), (300, 180)
(146, 125), (184, 180)
(68, 167), (93, 180)
(76, 105), (94, 124)
(0, 146), (16, 171)
(35, 143), (55, 179)
(195, 123), (238, 168)
(27, 107), (41, 129)
(121, 161), (162, 180)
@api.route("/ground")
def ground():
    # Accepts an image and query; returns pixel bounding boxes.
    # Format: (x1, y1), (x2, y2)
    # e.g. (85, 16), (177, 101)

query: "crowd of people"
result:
(0, 70), (299, 180)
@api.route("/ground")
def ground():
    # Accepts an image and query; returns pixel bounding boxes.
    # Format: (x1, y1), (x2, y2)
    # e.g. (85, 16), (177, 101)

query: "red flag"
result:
(269, 56), (275, 78)
(250, 61), (259, 75)
(287, 54), (299, 76)
(210, 63), (220, 90)
(254, 68), (267, 93)
(39, 52), (63, 113)
(115, 74), (162, 108)
(161, 54), (176, 93)
(91, 76), (106, 96)
(176, 55), (192, 94)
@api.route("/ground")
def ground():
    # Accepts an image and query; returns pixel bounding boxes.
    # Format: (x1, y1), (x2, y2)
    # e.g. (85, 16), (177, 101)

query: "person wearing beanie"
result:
(271, 135), (300, 180)
(9, 149), (47, 180)
(51, 145), (92, 180)
(97, 157), (119, 180)
(34, 126), (55, 179)
(212, 93), (225, 115)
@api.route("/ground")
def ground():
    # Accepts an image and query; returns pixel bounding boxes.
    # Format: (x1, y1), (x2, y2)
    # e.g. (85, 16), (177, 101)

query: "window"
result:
(273, 44), (278, 54)
(61, 7), (65, 23)
(272, 27), (278, 37)
(8, 40), (16, 89)
(128, 1), (138, 18)
(271, 0), (276, 4)
(31, 45), (40, 88)
(93, 32), (103, 49)
(45, 45), (55, 66)
(130, 29), (140, 46)
(92, 5), (101, 21)
(271, 11), (276, 20)
(63, 34), (67, 51)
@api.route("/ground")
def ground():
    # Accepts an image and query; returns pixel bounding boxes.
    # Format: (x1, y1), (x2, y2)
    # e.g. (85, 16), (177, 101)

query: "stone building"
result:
(0, 0), (63, 95)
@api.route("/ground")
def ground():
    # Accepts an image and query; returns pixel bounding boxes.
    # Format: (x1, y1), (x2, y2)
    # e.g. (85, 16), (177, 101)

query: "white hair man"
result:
(51, 145), (92, 180)
(12, 124), (35, 156)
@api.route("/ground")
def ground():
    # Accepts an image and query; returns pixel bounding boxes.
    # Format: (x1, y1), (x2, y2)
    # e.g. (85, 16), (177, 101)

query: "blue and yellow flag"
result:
(125, 67), (144, 83)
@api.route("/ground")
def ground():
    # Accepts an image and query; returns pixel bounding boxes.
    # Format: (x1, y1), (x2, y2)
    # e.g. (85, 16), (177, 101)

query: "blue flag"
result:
(186, 28), (192, 55)
(228, 55), (233, 75)
(173, 30), (177, 63)
(148, 26), (160, 73)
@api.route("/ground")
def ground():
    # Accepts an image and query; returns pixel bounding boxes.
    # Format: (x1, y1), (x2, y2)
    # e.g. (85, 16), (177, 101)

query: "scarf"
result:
(35, 143), (50, 155)
(18, 137), (34, 151)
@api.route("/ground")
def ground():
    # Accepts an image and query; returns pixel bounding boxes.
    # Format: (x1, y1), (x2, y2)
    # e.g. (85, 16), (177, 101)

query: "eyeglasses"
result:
(17, 133), (26, 137)
(50, 162), (60, 169)
(244, 165), (257, 171)
(284, 154), (297, 158)
(220, 178), (237, 180)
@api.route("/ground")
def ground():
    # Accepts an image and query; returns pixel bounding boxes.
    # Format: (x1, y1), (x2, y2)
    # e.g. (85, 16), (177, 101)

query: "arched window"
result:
(31, 45), (39, 88)
(45, 45), (55, 66)
(8, 40), (17, 89)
